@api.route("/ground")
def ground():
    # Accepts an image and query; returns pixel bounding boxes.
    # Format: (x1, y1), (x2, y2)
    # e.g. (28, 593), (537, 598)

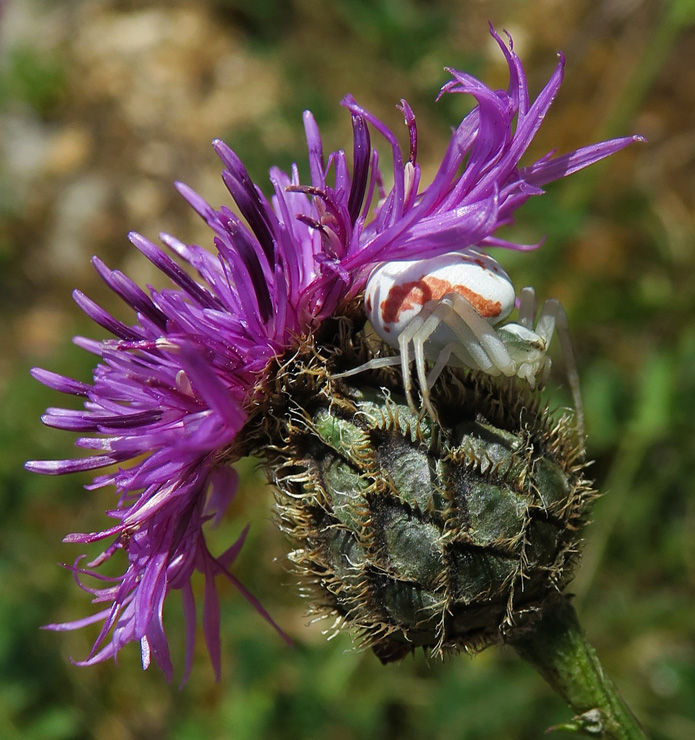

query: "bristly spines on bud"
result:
(256, 332), (595, 665)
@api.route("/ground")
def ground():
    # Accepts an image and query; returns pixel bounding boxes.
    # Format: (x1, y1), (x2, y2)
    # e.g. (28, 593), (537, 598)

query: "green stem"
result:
(507, 596), (648, 739)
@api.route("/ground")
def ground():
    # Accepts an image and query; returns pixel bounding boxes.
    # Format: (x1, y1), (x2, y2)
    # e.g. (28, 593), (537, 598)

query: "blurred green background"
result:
(1, 0), (694, 738)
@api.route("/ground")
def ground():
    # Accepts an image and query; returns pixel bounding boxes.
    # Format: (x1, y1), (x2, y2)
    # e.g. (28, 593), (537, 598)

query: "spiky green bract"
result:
(252, 322), (596, 663)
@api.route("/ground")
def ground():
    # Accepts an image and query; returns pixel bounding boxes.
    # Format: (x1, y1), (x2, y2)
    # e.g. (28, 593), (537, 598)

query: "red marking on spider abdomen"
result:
(381, 275), (501, 323)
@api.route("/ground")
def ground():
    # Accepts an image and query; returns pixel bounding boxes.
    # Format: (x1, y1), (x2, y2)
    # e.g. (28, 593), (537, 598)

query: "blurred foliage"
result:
(0, 43), (67, 116)
(1, 0), (694, 739)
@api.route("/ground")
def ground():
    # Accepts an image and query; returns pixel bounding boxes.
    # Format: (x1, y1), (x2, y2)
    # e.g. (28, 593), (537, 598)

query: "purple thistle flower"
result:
(27, 27), (641, 682)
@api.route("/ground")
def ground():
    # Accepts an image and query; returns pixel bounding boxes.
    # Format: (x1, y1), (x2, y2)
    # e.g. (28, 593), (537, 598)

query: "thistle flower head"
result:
(27, 27), (640, 681)
(264, 335), (596, 663)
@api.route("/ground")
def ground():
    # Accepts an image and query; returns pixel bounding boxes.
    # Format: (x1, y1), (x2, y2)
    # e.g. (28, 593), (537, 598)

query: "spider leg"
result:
(426, 339), (481, 389)
(516, 361), (539, 388)
(517, 287), (538, 329)
(410, 294), (518, 418)
(411, 297), (463, 419)
(535, 298), (585, 440)
(425, 343), (454, 390)
(448, 295), (516, 376)
(397, 303), (436, 412)
(409, 292), (518, 384)
(332, 354), (403, 380)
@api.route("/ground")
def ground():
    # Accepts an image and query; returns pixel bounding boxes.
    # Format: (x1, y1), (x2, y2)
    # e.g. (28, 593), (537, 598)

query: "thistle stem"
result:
(507, 596), (648, 739)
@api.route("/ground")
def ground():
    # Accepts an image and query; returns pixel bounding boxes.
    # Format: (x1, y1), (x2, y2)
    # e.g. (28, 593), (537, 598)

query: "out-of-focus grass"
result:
(1, 1), (694, 738)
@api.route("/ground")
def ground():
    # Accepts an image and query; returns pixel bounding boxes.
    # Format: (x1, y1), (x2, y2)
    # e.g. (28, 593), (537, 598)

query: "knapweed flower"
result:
(28, 28), (640, 681)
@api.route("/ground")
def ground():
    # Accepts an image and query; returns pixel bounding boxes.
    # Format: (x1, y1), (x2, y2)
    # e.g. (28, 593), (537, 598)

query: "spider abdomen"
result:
(365, 249), (516, 347)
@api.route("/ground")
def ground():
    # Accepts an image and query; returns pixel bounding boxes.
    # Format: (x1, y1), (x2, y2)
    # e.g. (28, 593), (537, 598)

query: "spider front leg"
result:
(518, 286), (538, 330)
(535, 298), (585, 440)
(395, 300), (437, 413)
(404, 293), (517, 418)
(514, 292), (584, 440)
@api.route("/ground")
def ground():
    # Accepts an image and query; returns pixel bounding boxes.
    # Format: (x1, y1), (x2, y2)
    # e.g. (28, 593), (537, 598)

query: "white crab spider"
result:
(337, 249), (584, 438)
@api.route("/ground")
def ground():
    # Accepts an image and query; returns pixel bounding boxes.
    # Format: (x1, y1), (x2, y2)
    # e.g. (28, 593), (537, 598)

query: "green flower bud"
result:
(257, 331), (595, 664)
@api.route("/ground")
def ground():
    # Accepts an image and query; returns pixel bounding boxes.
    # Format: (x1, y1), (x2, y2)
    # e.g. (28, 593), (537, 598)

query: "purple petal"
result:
(73, 291), (142, 342)
(31, 368), (91, 396)
(202, 555), (222, 680)
(522, 135), (645, 186)
(205, 465), (240, 527)
(25, 455), (125, 475)
(129, 232), (220, 310)
(179, 581), (197, 688)
(179, 344), (246, 432)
